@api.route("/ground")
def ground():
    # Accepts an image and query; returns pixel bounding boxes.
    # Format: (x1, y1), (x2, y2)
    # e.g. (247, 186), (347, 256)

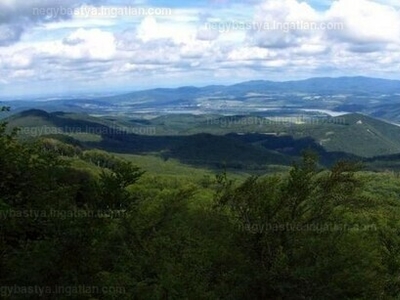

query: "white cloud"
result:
(64, 28), (116, 60)
(0, 0), (400, 96)
(247, 0), (322, 49)
(227, 46), (273, 60)
(326, 0), (400, 44)
(39, 28), (117, 61)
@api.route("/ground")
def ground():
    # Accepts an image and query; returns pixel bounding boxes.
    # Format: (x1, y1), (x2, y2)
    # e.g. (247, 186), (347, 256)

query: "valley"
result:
(2, 77), (400, 122)
(3, 77), (400, 299)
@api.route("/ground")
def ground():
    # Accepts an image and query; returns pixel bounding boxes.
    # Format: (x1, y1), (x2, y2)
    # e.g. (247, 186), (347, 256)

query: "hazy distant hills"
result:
(96, 76), (400, 113)
(2, 76), (400, 122)
(105, 76), (400, 100)
(219, 76), (400, 95)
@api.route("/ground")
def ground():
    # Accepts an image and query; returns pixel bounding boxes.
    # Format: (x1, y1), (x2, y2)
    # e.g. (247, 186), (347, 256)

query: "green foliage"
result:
(214, 153), (392, 299)
(38, 137), (82, 157)
(3, 108), (400, 299)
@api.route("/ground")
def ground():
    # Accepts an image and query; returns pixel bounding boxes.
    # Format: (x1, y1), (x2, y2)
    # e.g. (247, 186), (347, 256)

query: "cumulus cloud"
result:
(0, 0), (400, 96)
(325, 0), (400, 46)
(0, 48), (33, 69)
(245, 0), (400, 53)
(45, 28), (116, 61)
(0, 0), (99, 46)
(247, 0), (320, 48)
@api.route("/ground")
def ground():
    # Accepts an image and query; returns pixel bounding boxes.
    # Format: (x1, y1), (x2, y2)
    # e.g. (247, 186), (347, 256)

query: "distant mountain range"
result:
(230, 76), (400, 94)
(2, 76), (400, 122)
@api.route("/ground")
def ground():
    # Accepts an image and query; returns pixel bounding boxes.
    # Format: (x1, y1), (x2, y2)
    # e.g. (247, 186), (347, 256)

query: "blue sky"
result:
(0, 0), (399, 97)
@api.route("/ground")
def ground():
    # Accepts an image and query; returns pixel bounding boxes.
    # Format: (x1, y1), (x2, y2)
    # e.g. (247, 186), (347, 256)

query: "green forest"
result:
(2, 107), (400, 299)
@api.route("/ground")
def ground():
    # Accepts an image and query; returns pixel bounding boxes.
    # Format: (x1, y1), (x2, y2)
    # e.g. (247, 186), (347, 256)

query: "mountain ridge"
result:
(2, 76), (400, 124)
(6, 108), (400, 159)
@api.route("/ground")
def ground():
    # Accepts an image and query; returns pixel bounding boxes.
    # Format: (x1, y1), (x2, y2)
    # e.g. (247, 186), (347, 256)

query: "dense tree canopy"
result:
(2, 109), (400, 299)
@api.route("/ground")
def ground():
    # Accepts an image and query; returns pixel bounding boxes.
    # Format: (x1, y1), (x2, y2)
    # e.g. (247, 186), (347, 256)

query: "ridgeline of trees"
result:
(2, 107), (400, 299)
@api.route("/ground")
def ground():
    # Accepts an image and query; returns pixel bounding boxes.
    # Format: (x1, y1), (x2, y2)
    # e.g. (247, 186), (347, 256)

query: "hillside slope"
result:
(7, 109), (400, 161)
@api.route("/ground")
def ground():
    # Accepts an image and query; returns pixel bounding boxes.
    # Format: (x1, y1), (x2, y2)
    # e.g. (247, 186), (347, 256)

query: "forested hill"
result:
(3, 107), (400, 299)
(6, 109), (400, 163)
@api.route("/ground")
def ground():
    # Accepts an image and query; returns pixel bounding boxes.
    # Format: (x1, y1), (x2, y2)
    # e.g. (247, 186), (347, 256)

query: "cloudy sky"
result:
(0, 0), (399, 97)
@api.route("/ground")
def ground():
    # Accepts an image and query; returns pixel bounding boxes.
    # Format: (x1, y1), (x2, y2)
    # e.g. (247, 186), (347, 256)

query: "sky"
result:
(0, 0), (399, 97)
